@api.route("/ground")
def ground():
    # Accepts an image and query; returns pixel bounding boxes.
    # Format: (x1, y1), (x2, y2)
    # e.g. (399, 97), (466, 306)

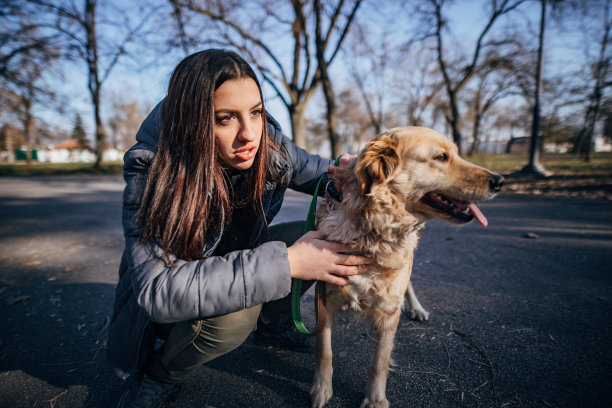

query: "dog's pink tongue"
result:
(468, 203), (488, 227)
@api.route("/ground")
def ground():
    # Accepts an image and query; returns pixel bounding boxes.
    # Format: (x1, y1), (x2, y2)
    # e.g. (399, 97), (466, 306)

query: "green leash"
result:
(291, 157), (340, 335)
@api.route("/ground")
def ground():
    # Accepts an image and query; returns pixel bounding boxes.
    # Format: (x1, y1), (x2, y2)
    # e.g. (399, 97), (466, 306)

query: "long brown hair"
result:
(137, 49), (269, 261)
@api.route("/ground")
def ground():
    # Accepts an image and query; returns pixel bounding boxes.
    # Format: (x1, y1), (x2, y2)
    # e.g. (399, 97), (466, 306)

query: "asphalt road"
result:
(0, 175), (611, 408)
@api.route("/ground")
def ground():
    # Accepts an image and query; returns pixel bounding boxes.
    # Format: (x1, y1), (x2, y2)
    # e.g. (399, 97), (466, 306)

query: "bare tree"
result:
(107, 95), (149, 151)
(345, 24), (393, 136)
(308, 86), (376, 154)
(345, 20), (444, 142)
(520, 0), (548, 175)
(313, 0), (362, 157)
(601, 98), (612, 145)
(491, 103), (531, 152)
(466, 63), (518, 155)
(171, 0), (361, 155)
(30, 0), (156, 168)
(1, 0), (61, 165)
(570, 0), (612, 161)
(396, 44), (446, 130)
(414, 0), (525, 154)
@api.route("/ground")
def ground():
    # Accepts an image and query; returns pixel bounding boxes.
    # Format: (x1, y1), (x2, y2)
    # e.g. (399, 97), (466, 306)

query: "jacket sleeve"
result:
(121, 107), (292, 324)
(125, 237), (291, 324)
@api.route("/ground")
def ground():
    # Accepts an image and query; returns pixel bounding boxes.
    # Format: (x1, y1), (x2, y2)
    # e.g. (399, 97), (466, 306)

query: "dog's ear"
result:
(356, 136), (399, 196)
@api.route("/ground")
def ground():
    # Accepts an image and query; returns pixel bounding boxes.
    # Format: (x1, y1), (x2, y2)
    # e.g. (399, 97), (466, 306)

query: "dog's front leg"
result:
(310, 297), (338, 408)
(361, 311), (400, 408)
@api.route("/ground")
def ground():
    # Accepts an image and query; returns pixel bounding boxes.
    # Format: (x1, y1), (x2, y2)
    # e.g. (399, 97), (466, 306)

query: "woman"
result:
(108, 49), (372, 408)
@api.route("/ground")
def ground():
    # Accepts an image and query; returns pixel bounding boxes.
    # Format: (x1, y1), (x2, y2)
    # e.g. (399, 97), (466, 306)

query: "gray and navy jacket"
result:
(107, 101), (332, 379)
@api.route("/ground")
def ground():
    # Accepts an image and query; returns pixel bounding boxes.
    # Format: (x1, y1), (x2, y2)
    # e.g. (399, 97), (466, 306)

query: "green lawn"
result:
(467, 152), (612, 177)
(0, 161), (123, 176)
(1, 152), (611, 178)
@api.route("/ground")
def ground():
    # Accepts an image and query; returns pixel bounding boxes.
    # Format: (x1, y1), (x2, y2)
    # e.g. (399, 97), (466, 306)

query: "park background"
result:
(1, 1), (612, 408)
(2, 0), (612, 171)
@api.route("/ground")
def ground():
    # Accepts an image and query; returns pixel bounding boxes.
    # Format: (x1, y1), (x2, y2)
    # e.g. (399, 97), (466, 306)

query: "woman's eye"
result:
(251, 109), (262, 118)
(217, 114), (233, 124)
(434, 153), (448, 162)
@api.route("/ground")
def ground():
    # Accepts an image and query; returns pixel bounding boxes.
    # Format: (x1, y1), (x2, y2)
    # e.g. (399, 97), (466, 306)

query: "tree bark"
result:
(314, 0), (340, 158)
(469, 112), (482, 156)
(85, 0), (106, 169)
(22, 95), (34, 167)
(289, 103), (308, 150)
(574, 0), (611, 161)
(520, 0), (548, 176)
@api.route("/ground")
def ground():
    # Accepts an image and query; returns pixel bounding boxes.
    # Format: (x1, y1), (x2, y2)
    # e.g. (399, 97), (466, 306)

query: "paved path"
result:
(0, 175), (611, 408)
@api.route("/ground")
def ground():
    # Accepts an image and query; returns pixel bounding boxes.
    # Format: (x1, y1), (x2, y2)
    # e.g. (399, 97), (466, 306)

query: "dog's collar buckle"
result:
(325, 179), (342, 202)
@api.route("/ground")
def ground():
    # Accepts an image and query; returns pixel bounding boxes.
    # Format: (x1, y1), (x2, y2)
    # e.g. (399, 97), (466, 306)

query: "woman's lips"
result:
(234, 145), (258, 161)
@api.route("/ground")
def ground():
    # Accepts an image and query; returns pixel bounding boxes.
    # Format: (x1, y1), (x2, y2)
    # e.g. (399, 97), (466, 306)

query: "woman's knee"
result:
(198, 304), (262, 352)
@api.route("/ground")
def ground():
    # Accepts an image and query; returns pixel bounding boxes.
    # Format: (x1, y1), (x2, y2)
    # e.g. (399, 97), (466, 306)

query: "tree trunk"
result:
(85, 0), (106, 169)
(93, 94), (106, 168)
(576, 0), (610, 161)
(468, 112), (482, 156)
(321, 77), (341, 158)
(289, 103), (308, 150)
(23, 97), (34, 167)
(519, 0), (549, 176)
(448, 94), (463, 154)
(314, 0), (340, 158)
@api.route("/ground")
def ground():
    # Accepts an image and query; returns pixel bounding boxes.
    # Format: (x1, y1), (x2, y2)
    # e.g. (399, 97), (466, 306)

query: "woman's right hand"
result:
(287, 231), (374, 286)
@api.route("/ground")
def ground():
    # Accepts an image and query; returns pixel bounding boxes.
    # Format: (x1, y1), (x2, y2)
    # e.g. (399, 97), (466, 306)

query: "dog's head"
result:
(339, 126), (503, 227)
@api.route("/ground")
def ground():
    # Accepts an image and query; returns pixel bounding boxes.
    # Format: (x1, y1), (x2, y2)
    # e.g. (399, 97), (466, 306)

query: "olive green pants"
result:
(149, 220), (311, 384)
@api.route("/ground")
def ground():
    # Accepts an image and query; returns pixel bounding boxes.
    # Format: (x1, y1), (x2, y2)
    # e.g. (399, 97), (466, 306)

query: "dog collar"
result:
(325, 178), (342, 202)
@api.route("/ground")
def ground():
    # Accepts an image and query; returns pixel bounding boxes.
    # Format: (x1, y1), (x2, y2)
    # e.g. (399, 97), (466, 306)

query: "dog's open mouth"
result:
(420, 193), (488, 227)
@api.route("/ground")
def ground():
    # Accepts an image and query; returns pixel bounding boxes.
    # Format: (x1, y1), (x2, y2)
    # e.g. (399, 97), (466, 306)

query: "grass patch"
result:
(0, 161), (123, 176)
(467, 152), (612, 177)
(467, 152), (612, 199)
(1, 152), (611, 179)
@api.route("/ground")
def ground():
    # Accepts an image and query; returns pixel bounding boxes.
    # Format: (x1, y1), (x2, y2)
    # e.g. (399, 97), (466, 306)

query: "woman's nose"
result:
(238, 118), (256, 142)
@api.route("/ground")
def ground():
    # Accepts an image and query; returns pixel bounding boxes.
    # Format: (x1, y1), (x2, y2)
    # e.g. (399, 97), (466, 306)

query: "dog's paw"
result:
(310, 380), (333, 408)
(359, 396), (390, 408)
(410, 306), (430, 321)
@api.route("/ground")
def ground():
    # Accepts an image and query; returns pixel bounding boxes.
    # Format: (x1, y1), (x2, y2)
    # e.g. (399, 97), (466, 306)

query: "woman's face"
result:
(213, 77), (263, 170)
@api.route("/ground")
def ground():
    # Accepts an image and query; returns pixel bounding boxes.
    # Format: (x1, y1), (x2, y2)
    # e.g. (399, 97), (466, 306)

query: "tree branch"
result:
(182, 2), (289, 84)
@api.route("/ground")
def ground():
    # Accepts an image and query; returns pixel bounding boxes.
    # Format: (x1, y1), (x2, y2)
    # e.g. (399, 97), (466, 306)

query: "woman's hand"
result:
(287, 231), (374, 286)
(328, 153), (356, 174)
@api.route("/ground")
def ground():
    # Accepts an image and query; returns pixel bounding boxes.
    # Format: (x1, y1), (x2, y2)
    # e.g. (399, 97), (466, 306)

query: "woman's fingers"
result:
(334, 253), (375, 267)
(287, 230), (374, 285)
(333, 263), (369, 276)
(324, 240), (359, 253)
(322, 265), (367, 286)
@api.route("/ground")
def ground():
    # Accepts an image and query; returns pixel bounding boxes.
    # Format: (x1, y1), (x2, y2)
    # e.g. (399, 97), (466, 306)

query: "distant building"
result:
(1, 134), (124, 163)
(594, 136), (612, 152)
(39, 140), (96, 163)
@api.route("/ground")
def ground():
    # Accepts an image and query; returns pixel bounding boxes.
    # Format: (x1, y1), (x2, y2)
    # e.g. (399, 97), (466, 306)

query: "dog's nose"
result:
(489, 174), (504, 193)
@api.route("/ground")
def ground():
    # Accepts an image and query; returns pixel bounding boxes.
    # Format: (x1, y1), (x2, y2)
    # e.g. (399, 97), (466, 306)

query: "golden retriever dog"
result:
(310, 126), (503, 408)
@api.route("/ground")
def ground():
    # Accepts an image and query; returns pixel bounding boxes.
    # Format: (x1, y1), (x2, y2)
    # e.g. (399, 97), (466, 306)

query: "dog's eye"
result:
(434, 153), (448, 162)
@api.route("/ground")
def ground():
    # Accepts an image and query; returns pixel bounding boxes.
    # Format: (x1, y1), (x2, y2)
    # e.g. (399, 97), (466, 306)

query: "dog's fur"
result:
(310, 127), (503, 408)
